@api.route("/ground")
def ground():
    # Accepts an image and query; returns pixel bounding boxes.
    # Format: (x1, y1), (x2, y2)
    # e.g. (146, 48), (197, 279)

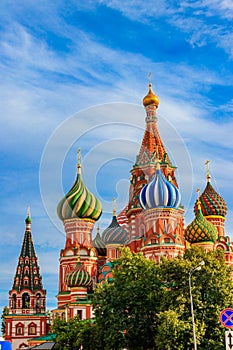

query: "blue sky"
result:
(0, 1), (233, 313)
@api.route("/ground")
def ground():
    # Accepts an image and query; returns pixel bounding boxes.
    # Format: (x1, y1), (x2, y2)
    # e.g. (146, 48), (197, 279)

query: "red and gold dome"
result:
(194, 166), (227, 218)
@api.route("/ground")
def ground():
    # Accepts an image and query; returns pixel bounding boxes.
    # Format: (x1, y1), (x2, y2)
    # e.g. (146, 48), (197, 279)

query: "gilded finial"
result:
(77, 148), (81, 174)
(113, 198), (116, 216)
(196, 188), (201, 210)
(205, 160), (211, 182)
(27, 206), (31, 218)
(76, 243), (80, 263)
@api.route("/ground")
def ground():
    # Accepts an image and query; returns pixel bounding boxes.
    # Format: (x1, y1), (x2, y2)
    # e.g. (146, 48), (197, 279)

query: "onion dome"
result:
(194, 161), (227, 217)
(185, 192), (218, 244)
(25, 215), (32, 224)
(139, 163), (181, 210)
(57, 149), (102, 221)
(102, 200), (128, 245)
(66, 261), (92, 288)
(93, 224), (106, 256)
(25, 207), (32, 231)
(143, 82), (160, 108)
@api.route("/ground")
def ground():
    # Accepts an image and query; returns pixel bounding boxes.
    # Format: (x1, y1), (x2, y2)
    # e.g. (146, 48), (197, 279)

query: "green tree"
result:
(92, 247), (161, 349)
(156, 246), (233, 349)
(51, 316), (101, 350)
(1, 306), (9, 337)
(93, 246), (233, 350)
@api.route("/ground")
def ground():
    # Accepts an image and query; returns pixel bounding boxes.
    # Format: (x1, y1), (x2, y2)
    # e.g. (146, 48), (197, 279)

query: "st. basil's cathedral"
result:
(4, 82), (232, 349)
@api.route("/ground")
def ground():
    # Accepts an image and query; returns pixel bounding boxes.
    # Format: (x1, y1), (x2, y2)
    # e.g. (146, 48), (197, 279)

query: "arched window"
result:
(12, 294), (17, 308)
(22, 292), (30, 308)
(16, 322), (24, 335)
(28, 322), (37, 335)
(36, 293), (41, 308)
(24, 277), (29, 286)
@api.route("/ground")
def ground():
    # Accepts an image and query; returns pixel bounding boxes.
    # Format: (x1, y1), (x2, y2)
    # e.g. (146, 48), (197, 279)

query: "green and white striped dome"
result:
(57, 150), (102, 222)
(66, 262), (92, 288)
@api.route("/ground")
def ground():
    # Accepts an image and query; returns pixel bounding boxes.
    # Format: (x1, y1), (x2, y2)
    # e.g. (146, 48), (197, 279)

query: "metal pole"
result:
(189, 270), (197, 350)
(188, 262), (205, 350)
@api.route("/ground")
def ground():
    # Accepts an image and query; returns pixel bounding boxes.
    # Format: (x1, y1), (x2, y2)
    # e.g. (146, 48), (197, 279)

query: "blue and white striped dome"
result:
(139, 168), (181, 210)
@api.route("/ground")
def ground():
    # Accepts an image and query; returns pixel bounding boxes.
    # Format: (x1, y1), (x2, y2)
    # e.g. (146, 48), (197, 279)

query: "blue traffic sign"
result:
(220, 309), (233, 328)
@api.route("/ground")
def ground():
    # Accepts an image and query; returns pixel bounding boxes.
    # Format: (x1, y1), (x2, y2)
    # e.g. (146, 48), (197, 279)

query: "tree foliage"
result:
(1, 306), (9, 336)
(92, 246), (233, 350)
(52, 247), (233, 349)
(92, 247), (161, 350)
(51, 316), (101, 350)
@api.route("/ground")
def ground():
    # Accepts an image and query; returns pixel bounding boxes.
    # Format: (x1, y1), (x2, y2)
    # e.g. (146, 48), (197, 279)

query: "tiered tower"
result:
(126, 82), (178, 243)
(56, 149), (102, 319)
(123, 82), (185, 259)
(5, 211), (48, 350)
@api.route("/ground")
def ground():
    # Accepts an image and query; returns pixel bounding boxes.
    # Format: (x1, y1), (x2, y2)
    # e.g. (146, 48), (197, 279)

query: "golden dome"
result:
(143, 82), (160, 108)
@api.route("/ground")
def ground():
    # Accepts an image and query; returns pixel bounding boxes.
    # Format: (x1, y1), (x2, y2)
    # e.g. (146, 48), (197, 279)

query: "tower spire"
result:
(196, 188), (201, 210)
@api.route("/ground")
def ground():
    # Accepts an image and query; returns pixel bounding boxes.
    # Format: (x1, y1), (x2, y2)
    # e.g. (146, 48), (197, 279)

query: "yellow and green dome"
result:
(185, 200), (218, 244)
(57, 150), (102, 222)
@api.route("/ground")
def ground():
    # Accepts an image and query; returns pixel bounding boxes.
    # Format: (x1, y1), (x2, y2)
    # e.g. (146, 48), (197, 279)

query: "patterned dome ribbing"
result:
(185, 200), (218, 244)
(57, 150), (102, 221)
(66, 262), (92, 288)
(93, 225), (106, 256)
(194, 177), (227, 218)
(139, 164), (181, 210)
(102, 202), (128, 245)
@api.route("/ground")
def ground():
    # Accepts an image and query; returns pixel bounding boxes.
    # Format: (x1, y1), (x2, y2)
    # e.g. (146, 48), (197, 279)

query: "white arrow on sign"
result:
(226, 330), (233, 350)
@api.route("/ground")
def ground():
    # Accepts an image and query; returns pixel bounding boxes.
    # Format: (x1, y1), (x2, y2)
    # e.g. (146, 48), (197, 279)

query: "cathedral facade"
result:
(54, 82), (233, 321)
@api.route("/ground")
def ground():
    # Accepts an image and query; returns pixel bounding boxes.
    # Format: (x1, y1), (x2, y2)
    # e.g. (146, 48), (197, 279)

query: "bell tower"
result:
(5, 211), (48, 350)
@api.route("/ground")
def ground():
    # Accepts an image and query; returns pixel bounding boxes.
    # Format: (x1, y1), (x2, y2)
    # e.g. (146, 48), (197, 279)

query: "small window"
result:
(28, 323), (36, 335)
(16, 323), (24, 335)
(17, 327), (22, 335)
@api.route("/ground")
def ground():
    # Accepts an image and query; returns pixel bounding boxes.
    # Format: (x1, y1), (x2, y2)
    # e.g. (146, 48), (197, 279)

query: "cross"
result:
(205, 160), (210, 174)
(148, 72), (152, 83)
